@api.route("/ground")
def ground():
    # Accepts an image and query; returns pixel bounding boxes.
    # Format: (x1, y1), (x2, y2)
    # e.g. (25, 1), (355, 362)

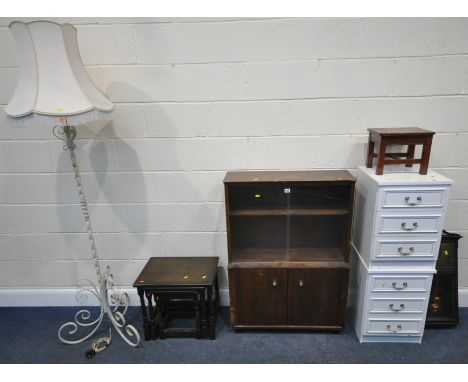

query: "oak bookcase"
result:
(224, 170), (356, 330)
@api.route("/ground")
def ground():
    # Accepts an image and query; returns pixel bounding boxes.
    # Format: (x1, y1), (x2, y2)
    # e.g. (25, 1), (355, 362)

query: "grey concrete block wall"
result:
(0, 17), (467, 291)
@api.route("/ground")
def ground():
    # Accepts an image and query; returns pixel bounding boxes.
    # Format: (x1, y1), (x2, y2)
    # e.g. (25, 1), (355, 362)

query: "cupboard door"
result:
(436, 241), (457, 271)
(426, 271), (458, 324)
(229, 268), (287, 326)
(287, 268), (349, 328)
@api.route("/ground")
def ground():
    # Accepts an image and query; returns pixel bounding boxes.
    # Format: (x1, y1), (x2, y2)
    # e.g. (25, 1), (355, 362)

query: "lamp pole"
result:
(55, 125), (140, 348)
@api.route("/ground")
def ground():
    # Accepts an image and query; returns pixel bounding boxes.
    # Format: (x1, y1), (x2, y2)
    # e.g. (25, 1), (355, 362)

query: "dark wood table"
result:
(366, 127), (435, 175)
(133, 257), (220, 340)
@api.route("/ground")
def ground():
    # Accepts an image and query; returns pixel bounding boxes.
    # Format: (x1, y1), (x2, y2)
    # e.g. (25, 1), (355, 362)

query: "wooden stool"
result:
(366, 128), (435, 175)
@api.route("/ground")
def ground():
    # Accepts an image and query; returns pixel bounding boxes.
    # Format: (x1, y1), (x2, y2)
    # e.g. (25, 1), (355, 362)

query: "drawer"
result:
(373, 238), (438, 261)
(366, 318), (423, 335)
(368, 297), (426, 314)
(376, 213), (442, 235)
(379, 188), (447, 210)
(370, 274), (432, 293)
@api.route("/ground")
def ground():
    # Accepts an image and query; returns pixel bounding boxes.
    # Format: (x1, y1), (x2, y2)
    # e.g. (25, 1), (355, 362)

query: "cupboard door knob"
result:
(386, 324), (402, 333)
(392, 282), (408, 290)
(397, 246), (414, 256)
(298, 280), (304, 287)
(272, 280), (277, 287)
(405, 196), (422, 206)
(401, 222), (418, 231)
(389, 303), (405, 311)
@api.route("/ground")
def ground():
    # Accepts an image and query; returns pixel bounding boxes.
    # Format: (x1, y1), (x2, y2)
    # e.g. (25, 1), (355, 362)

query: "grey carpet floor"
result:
(0, 307), (467, 363)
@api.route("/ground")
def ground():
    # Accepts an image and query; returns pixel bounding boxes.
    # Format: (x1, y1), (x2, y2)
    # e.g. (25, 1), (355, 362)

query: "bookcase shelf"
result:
(229, 208), (350, 216)
(229, 248), (348, 269)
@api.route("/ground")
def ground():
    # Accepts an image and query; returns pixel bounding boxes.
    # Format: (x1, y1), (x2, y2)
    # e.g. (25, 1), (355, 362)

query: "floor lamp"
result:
(5, 21), (140, 350)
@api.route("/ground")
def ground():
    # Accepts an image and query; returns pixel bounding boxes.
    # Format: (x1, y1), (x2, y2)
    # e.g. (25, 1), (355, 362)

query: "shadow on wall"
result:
(347, 136), (368, 171)
(54, 82), (152, 285)
(55, 124), (149, 285)
(54, 81), (224, 286)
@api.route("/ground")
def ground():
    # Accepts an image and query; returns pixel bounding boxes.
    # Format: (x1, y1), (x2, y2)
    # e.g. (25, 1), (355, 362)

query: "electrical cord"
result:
(85, 329), (112, 359)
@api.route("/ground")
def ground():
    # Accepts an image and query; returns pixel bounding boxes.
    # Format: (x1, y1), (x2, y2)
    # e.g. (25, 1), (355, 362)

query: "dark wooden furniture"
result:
(426, 230), (463, 327)
(133, 257), (220, 340)
(224, 170), (356, 331)
(366, 127), (435, 175)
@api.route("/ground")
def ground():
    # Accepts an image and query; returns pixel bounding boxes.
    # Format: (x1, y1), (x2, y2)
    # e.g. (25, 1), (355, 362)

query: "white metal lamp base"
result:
(58, 267), (140, 347)
(55, 125), (140, 348)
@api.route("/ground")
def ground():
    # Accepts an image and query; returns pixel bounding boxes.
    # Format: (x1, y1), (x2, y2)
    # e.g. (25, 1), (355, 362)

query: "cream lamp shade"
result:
(5, 20), (113, 127)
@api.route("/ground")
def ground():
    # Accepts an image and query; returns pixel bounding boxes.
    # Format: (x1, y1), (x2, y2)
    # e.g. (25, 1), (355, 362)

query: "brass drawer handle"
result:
(298, 280), (304, 287)
(405, 196), (422, 206)
(272, 280), (277, 287)
(392, 282), (408, 290)
(387, 324), (402, 333)
(401, 222), (418, 231)
(389, 303), (405, 312)
(397, 246), (415, 256)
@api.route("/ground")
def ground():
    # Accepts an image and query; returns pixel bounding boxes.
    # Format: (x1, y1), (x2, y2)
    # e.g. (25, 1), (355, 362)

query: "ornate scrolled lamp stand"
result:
(55, 126), (140, 349)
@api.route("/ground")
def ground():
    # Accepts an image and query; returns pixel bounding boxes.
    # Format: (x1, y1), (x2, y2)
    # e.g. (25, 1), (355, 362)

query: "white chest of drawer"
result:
(350, 167), (453, 343)
(353, 167), (452, 269)
(350, 246), (435, 343)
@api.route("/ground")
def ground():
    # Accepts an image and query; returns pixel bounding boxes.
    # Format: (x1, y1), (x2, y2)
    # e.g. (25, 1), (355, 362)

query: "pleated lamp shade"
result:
(5, 21), (113, 127)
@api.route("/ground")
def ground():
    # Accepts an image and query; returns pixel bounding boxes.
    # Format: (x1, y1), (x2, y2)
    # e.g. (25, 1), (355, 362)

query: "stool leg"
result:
(420, 135), (433, 175)
(406, 144), (415, 168)
(366, 136), (375, 168)
(376, 140), (387, 175)
(138, 289), (150, 341)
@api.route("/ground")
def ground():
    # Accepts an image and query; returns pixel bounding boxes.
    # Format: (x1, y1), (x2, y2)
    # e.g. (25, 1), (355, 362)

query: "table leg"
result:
(207, 285), (216, 340)
(420, 135), (433, 175)
(366, 136), (375, 168)
(195, 293), (203, 339)
(376, 140), (387, 175)
(138, 288), (150, 341)
(158, 295), (168, 340)
(146, 291), (157, 339)
(406, 144), (415, 167)
(201, 290), (209, 339)
(215, 273), (220, 312)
